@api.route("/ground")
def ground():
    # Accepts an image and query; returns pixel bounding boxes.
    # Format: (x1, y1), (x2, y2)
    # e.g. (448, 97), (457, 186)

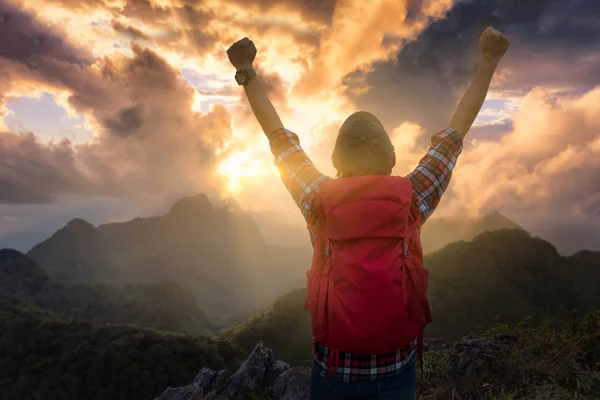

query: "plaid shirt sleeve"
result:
(406, 128), (464, 226)
(266, 127), (463, 228)
(266, 128), (330, 221)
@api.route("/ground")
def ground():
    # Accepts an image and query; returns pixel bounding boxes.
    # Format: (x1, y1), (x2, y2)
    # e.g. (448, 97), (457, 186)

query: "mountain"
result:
(562, 250), (600, 310)
(18, 195), (554, 329)
(0, 249), (212, 335)
(419, 210), (526, 254)
(26, 194), (283, 325)
(221, 229), (600, 360)
(27, 218), (119, 285)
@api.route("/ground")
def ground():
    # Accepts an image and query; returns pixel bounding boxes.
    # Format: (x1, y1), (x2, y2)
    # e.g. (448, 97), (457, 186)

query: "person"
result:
(227, 26), (510, 400)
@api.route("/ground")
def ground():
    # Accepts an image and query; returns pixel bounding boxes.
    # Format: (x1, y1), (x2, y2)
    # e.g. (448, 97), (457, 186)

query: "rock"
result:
(424, 338), (451, 353)
(193, 368), (217, 392)
(272, 367), (311, 400)
(207, 370), (232, 397)
(267, 360), (291, 385)
(216, 341), (275, 399)
(155, 384), (204, 400)
(447, 333), (518, 380)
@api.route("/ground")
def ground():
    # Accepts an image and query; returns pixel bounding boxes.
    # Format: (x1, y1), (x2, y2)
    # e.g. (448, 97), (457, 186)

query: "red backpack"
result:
(304, 175), (432, 390)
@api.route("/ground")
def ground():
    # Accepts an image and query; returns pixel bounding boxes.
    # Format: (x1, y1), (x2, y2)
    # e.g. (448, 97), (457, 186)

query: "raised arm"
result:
(227, 37), (284, 135)
(449, 27), (510, 137)
(227, 37), (330, 224)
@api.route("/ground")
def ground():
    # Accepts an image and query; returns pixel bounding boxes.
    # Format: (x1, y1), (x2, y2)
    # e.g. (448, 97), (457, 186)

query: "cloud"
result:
(226, 0), (337, 26)
(0, 1), (233, 203)
(0, 132), (87, 203)
(102, 104), (145, 137)
(293, 0), (454, 99)
(349, 0), (600, 135)
(445, 86), (600, 221)
(111, 19), (151, 40)
(1, 0), (598, 259)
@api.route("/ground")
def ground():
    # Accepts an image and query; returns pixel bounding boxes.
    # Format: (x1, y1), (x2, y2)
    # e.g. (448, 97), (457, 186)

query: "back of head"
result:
(332, 111), (396, 178)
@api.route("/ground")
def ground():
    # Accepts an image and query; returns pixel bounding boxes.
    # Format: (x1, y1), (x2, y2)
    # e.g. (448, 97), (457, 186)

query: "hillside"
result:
(223, 229), (600, 360)
(562, 250), (600, 311)
(162, 314), (600, 400)
(2, 293), (597, 400)
(26, 218), (119, 285)
(26, 194), (284, 325)
(420, 210), (526, 254)
(0, 296), (245, 400)
(24, 193), (529, 326)
(0, 249), (212, 335)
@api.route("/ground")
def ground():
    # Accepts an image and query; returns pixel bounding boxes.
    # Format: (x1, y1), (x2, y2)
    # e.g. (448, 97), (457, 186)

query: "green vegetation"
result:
(0, 249), (213, 335)
(1, 227), (598, 399)
(421, 312), (600, 399)
(0, 296), (246, 400)
(220, 288), (312, 366)
(221, 230), (600, 364)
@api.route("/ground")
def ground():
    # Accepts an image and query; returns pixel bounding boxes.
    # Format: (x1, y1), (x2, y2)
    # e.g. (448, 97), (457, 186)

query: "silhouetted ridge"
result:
(420, 211), (526, 253)
(568, 250), (600, 263)
(0, 251), (213, 335)
(168, 193), (213, 218)
(28, 193), (280, 324)
(0, 248), (29, 263)
(0, 249), (49, 295)
(63, 217), (96, 232)
(27, 216), (117, 285)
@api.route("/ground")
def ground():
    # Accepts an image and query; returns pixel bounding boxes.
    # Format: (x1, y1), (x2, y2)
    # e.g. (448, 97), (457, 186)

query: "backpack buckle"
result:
(403, 242), (410, 258)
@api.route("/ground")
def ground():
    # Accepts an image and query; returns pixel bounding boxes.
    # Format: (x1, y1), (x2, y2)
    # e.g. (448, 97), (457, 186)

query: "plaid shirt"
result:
(266, 126), (464, 382)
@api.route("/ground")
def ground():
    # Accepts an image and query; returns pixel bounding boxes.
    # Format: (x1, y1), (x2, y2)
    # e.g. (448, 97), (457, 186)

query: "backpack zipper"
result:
(402, 240), (410, 258)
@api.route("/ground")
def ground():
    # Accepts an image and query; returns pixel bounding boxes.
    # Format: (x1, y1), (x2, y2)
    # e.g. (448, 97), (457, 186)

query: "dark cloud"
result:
(121, 0), (172, 23)
(111, 20), (151, 40)
(468, 118), (514, 142)
(349, 0), (600, 135)
(0, 2), (233, 203)
(0, 133), (88, 203)
(103, 104), (145, 136)
(0, 0), (91, 66)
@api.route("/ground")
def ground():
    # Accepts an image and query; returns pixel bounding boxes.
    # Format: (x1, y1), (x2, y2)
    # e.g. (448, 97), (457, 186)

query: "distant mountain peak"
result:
(219, 196), (244, 213)
(64, 218), (96, 231)
(0, 248), (27, 263)
(569, 250), (600, 263)
(169, 194), (213, 217)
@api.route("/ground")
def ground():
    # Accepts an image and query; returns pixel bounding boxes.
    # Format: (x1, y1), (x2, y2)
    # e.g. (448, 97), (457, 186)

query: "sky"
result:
(0, 0), (598, 254)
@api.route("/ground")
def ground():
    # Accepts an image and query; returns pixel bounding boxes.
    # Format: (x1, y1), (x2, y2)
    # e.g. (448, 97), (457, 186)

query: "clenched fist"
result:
(479, 27), (510, 61)
(227, 37), (256, 71)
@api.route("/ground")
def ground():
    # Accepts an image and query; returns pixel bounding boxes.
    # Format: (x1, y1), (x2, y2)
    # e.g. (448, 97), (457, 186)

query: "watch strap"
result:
(236, 68), (257, 85)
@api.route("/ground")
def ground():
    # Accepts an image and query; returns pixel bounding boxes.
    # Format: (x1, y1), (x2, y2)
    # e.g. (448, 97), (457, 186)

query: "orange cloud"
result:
(446, 86), (600, 219)
(293, 0), (454, 98)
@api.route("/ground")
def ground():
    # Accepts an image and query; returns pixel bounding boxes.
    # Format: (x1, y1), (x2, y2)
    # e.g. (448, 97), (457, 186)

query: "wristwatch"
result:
(235, 68), (257, 86)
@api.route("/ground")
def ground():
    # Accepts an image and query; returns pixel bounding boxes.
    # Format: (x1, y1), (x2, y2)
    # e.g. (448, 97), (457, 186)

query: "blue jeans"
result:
(309, 358), (417, 400)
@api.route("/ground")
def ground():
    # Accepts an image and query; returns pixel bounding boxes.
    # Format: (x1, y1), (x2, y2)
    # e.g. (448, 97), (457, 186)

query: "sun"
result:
(217, 150), (262, 193)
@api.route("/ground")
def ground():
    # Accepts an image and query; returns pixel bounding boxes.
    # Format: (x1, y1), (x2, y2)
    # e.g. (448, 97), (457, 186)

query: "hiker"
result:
(227, 26), (510, 400)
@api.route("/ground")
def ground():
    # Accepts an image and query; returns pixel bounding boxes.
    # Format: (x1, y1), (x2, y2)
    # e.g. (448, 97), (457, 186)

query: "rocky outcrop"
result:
(447, 333), (518, 382)
(157, 334), (522, 400)
(156, 341), (309, 400)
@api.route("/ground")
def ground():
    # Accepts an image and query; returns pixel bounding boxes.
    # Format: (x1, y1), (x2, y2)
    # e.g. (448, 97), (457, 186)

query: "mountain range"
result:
(222, 229), (600, 365)
(25, 194), (308, 325)
(0, 248), (212, 335)
(22, 193), (533, 325)
(1, 193), (599, 399)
